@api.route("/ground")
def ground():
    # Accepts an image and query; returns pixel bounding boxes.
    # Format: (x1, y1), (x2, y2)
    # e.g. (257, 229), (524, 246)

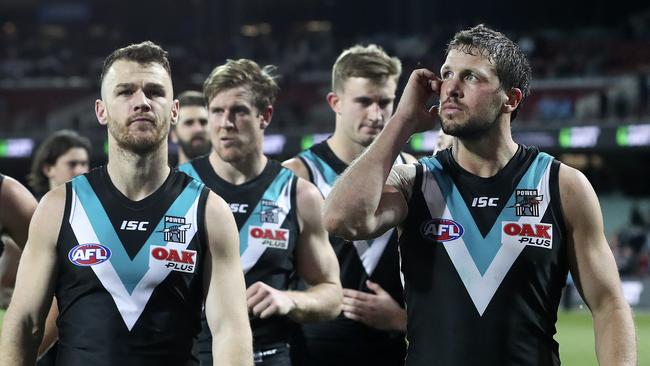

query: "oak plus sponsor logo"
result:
(502, 221), (553, 249)
(248, 226), (290, 250)
(420, 218), (464, 242)
(149, 245), (197, 273)
(68, 243), (111, 266)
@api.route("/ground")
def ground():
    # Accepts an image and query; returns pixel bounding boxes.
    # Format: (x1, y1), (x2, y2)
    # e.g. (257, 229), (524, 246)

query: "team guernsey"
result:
(55, 167), (209, 366)
(295, 140), (406, 363)
(179, 156), (299, 362)
(400, 145), (567, 366)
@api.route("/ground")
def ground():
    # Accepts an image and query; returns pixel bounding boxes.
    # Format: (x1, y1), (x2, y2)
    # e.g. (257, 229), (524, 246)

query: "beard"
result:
(177, 136), (211, 159)
(108, 116), (169, 155)
(440, 102), (502, 141)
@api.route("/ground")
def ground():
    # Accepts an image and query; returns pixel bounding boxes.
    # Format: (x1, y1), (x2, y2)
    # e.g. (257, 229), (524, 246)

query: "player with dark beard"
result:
(172, 91), (211, 165)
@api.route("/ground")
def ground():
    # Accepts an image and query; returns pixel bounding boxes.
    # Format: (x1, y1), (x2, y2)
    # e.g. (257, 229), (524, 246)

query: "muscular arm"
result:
(560, 165), (636, 365)
(247, 179), (342, 322)
(288, 179), (341, 322)
(0, 187), (62, 366)
(323, 70), (440, 240)
(0, 176), (37, 250)
(203, 192), (253, 366)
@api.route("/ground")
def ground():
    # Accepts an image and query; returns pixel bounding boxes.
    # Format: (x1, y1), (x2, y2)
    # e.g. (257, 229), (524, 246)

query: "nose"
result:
(216, 110), (235, 129)
(132, 89), (152, 112)
(367, 102), (383, 122)
(443, 77), (463, 100)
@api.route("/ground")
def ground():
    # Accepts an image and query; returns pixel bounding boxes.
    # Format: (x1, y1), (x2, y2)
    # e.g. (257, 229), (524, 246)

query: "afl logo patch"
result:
(68, 244), (111, 266)
(420, 218), (464, 242)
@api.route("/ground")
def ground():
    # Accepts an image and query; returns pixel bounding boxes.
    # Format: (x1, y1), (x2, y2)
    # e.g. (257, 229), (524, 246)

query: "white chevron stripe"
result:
(240, 178), (293, 274)
(421, 161), (551, 316)
(68, 189), (199, 330)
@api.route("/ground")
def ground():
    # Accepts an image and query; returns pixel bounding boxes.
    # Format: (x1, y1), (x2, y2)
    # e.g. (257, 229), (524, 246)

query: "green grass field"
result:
(0, 309), (647, 364)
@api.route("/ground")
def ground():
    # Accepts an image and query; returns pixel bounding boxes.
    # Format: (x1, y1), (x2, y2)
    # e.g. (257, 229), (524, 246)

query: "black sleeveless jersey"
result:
(400, 145), (567, 366)
(55, 166), (209, 366)
(297, 140), (406, 343)
(179, 157), (300, 350)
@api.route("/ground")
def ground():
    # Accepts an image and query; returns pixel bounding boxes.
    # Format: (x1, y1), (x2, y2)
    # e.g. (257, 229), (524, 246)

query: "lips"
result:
(441, 101), (464, 112)
(128, 115), (156, 125)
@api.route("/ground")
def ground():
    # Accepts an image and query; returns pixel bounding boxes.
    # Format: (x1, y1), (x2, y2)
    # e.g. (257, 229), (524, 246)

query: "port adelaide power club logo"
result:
(510, 189), (543, 217)
(150, 216), (197, 273)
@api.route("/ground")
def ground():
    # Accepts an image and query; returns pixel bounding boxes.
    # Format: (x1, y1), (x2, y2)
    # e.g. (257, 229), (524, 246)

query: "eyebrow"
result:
(114, 82), (167, 93)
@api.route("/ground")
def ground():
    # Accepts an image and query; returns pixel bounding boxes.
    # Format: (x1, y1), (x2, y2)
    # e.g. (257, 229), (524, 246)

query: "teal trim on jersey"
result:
(298, 150), (339, 187)
(72, 176), (204, 294)
(178, 162), (203, 182)
(239, 168), (293, 255)
(421, 153), (553, 275)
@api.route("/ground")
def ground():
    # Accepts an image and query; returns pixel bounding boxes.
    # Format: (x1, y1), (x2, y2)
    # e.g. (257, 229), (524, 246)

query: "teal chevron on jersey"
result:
(298, 149), (339, 196)
(72, 176), (204, 294)
(420, 153), (553, 275)
(178, 162), (202, 182)
(239, 168), (293, 256)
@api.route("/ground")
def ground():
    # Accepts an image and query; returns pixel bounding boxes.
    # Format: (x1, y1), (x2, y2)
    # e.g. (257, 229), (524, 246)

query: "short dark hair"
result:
(100, 41), (171, 85)
(203, 59), (279, 113)
(177, 90), (206, 108)
(446, 24), (532, 121)
(27, 130), (91, 194)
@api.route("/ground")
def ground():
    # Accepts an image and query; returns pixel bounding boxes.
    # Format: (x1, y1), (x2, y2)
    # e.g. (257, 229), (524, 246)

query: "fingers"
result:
(366, 280), (387, 296)
(342, 288), (371, 301)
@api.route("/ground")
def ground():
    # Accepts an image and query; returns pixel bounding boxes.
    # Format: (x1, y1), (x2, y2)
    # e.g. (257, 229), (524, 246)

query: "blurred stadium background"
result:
(0, 0), (648, 363)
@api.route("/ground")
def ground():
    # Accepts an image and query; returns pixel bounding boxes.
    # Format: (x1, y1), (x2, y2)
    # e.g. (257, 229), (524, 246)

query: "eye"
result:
(378, 99), (393, 108)
(464, 73), (478, 81)
(211, 108), (224, 115)
(117, 89), (132, 96)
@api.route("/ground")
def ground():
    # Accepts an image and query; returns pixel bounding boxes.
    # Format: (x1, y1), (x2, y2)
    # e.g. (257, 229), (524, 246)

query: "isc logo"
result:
(120, 220), (149, 231)
(229, 203), (248, 213)
(471, 197), (498, 207)
(150, 246), (197, 273)
(68, 244), (112, 266)
(420, 218), (464, 242)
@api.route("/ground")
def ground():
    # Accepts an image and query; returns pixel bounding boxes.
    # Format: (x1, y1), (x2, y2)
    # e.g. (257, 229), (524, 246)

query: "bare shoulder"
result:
(25, 185), (67, 249)
(282, 157), (310, 180)
(295, 177), (323, 208)
(558, 164), (601, 230)
(0, 176), (36, 210)
(204, 190), (234, 227)
(400, 152), (419, 164)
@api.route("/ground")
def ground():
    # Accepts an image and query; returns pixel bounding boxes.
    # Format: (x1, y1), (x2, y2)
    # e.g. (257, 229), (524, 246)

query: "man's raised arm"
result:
(323, 69), (440, 240)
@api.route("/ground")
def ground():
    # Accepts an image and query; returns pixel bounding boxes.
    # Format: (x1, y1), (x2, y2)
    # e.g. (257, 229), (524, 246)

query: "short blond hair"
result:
(332, 44), (402, 93)
(203, 59), (279, 112)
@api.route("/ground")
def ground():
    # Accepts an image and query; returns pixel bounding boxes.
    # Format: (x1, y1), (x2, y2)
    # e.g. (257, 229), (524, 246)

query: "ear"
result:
(42, 164), (53, 179)
(260, 105), (273, 130)
(95, 99), (108, 126)
(502, 88), (523, 114)
(170, 99), (180, 125)
(326, 92), (341, 114)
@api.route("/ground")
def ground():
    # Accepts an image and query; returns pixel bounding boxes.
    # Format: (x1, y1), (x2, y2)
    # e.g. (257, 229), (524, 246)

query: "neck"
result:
(209, 150), (267, 185)
(106, 141), (170, 201)
(451, 119), (519, 178)
(177, 151), (189, 166)
(328, 128), (368, 165)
